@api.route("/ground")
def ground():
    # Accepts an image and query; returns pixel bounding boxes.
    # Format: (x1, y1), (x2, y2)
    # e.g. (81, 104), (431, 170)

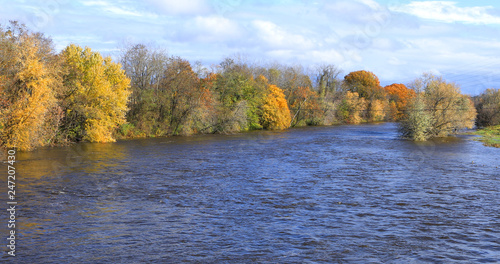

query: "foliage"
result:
(336, 91), (367, 124)
(260, 77), (291, 130)
(384, 83), (416, 120)
(474, 88), (500, 127)
(343, 70), (389, 122)
(119, 44), (168, 136)
(158, 57), (203, 135)
(0, 24), (491, 151)
(120, 43), (168, 127)
(398, 95), (432, 141)
(60, 44), (131, 143)
(369, 99), (387, 122)
(188, 73), (218, 134)
(210, 58), (266, 132)
(399, 74), (476, 140)
(343, 70), (385, 100)
(288, 86), (323, 126)
(315, 64), (342, 98)
(0, 22), (62, 151)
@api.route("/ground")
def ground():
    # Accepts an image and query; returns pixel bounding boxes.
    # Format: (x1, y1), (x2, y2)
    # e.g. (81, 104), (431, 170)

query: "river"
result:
(1, 123), (499, 263)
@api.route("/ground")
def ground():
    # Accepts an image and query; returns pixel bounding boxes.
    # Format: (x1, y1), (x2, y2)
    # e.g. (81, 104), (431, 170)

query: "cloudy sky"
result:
(1, 0), (500, 94)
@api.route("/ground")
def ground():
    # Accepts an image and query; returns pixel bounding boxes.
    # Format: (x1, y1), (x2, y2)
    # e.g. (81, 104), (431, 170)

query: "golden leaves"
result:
(0, 24), (60, 151)
(261, 83), (291, 130)
(60, 44), (131, 143)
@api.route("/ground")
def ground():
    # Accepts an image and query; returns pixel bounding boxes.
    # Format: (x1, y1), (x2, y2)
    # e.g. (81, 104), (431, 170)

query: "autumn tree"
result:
(343, 70), (385, 99)
(258, 76), (291, 130)
(336, 91), (367, 124)
(315, 64), (342, 98)
(157, 57), (203, 135)
(399, 74), (476, 140)
(343, 70), (388, 121)
(120, 43), (168, 131)
(192, 73), (219, 134)
(369, 99), (387, 122)
(0, 22), (62, 151)
(288, 86), (323, 126)
(474, 88), (500, 127)
(384, 83), (416, 121)
(210, 57), (266, 132)
(399, 94), (432, 141)
(59, 44), (130, 143)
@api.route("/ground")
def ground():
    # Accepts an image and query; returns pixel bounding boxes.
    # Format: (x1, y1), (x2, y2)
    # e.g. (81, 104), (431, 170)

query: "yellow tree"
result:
(60, 44), (130, 143)
(260, 77), (291, 130)
(369, 99), (387, 122)
(343, 70), (388, 121)
(0, 22), (62, 151)
(336, 91), (367, 124)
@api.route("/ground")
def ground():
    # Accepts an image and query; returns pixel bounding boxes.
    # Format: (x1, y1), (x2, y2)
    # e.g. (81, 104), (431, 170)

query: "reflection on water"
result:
(1, 123), (500, 263)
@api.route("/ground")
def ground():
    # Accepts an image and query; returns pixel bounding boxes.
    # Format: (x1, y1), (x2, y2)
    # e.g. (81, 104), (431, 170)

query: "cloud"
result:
(144, 0), (212, 15)
(80, 1), (157, 18)
(172, 16), (242, 43)
(251, 20), (314, 50)
(390, 1), (500, 24)
(324, 0), (388, 24)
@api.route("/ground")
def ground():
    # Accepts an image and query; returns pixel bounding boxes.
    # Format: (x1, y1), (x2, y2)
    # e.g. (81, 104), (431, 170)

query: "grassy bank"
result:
(472, 125), (500, 148)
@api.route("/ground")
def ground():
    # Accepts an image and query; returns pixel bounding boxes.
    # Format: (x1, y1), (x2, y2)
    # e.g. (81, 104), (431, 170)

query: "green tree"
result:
(211, 57), (266, 132)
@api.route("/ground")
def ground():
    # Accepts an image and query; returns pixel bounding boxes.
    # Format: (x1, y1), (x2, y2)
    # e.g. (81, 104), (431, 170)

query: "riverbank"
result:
(471, 125), (500, 148)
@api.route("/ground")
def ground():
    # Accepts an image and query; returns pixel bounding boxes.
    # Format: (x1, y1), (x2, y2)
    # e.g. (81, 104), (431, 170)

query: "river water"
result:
(1, 123), (499, 263)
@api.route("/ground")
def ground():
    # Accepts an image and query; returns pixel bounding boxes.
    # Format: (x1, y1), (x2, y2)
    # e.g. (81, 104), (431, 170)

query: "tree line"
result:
(0, 22), (497, 151)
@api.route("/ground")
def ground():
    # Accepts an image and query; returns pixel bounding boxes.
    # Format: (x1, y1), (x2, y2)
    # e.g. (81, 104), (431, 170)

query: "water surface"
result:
(2, 123), (499, 263)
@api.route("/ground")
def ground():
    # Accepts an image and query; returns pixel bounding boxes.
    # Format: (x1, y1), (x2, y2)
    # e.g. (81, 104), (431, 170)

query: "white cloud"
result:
(81, 1), (157, 18)
(390, 1), (500, 24)
(251, 20), (314, 50)
(144, 0), (212, 15)
(388, 57), (406, 66)
(172, 16), (242, 43)
(193, 16), (241, 41)
(309, 49), (344, 64)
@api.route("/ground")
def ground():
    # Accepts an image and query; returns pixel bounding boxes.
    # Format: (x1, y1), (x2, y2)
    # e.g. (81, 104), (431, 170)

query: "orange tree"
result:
(343, 70), (385, 99)
(384, 83), (416, 121)
(258, 76), (291, 130)
(343, 70), (388, 121)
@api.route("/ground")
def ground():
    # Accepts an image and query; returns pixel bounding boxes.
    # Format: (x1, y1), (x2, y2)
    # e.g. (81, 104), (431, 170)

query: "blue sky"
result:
(1, 0), (500, 95)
